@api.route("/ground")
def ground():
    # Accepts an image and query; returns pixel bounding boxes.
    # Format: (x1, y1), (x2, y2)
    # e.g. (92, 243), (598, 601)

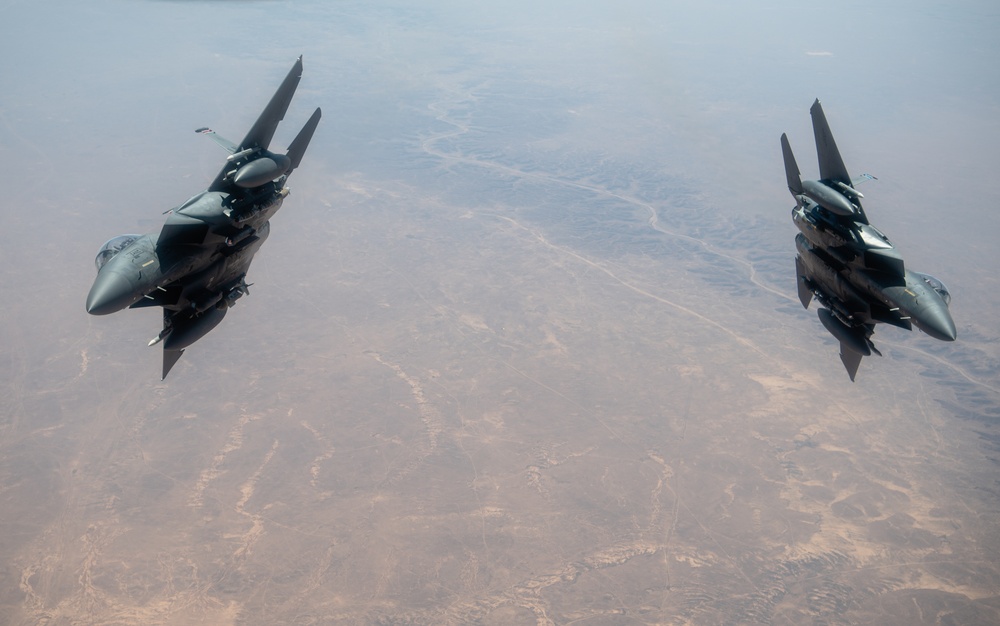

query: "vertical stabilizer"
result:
(781, 133), (804, 195)
(809, 99), (851, 185)
(286, 107), (322, 172)
(207, 57), (307, 193)
(238, 56), (304, 152)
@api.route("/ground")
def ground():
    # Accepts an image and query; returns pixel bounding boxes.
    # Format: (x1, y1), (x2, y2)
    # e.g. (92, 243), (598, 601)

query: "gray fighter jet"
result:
(781, 100), (955, 380)
(86, 57), (321, 378)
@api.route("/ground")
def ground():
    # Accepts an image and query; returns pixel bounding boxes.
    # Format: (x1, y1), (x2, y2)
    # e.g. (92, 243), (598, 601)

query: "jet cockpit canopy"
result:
(95, 235), (141, 272)
(915, 272), (952, 305)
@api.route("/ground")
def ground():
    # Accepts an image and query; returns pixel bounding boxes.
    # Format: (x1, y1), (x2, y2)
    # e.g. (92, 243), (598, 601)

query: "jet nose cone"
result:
(86, 271), (134, 315)
(919, 306), (957, 342)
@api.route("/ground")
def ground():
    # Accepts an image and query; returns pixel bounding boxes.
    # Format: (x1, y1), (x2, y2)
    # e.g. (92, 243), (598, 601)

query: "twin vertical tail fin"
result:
(286, 107), (322, 173)
(238, 56), (304, 153)
(781, 133), (803, 196)
(809, 99), (851, 185)
(810, 98), (870, 223)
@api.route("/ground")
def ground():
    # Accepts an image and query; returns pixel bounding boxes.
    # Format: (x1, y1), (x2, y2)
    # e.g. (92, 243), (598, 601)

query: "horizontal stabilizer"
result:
(196, 127), (238, 154)
(286, 107), (322, 172)
(852, 173), (877, 186)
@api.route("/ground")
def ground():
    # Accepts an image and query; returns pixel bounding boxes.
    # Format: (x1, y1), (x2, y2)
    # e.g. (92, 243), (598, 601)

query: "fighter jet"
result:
(781, 99), (955, 380)
(86, 57), (321, 379)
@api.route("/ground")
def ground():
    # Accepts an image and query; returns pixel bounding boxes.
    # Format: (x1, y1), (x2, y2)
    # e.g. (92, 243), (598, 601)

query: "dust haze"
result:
(1, 1), (999, 624)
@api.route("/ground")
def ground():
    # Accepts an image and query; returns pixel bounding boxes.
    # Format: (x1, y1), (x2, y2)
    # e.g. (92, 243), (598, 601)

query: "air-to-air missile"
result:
(781, 100), (956, 380)
(86, 57), (321, 379)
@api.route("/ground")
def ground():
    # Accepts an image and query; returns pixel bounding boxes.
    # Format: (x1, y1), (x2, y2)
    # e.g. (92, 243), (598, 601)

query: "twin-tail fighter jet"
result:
(781, 100), (956, 380)
(86, 57), (321, 379)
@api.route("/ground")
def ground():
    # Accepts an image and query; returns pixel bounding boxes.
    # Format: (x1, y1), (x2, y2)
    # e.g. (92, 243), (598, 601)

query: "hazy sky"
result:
(2, 0), (998, 282)
(1, 1), (999, 623)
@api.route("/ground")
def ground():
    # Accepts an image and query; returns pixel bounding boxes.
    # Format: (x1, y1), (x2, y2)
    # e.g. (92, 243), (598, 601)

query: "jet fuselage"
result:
(795, 233), (956, 342)
(86, 186), (282, 317)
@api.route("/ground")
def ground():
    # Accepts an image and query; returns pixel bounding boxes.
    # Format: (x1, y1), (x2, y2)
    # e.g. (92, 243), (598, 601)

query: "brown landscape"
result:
(1, 1), (999, 624)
